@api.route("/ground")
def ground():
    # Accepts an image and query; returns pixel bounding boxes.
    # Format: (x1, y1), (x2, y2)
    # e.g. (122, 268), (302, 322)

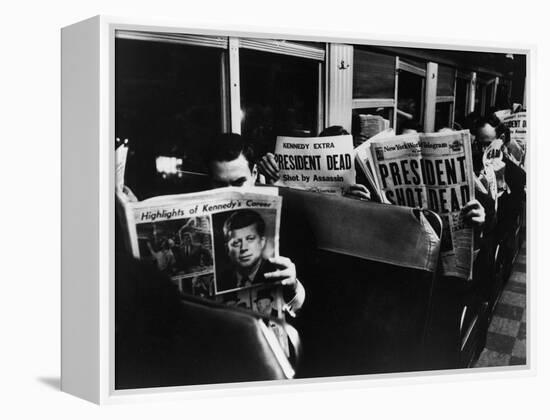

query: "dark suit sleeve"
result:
(216, 269), (236, 293)
(257, 260), (305, 315)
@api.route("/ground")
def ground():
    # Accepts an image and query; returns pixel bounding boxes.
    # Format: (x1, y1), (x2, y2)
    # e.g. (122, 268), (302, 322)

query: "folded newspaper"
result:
(357, 114), (391, 143)
(116, 186), (290, 355)
(355, 130), (475, 280)
(354, 128), (394, 203)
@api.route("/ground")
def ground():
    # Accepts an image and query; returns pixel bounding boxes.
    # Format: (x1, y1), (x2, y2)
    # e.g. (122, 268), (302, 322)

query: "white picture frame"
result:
(61, 15), (531, 404)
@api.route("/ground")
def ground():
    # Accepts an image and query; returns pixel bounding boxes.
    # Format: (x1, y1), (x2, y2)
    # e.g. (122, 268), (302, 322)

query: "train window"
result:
(435, 65), (456, 131)
(437, 65), (455, 98)
(435, 101), (453, 131)
(495, 80), (512, 109)
(454, 77), (468, 127)
(484, 80), (497, 116)
(239, 48), (320, 157)
(474, 80), (483, 116)
(353, 49), (396, 99)
(396, 69), (424, 134)
(473, 74), (498, 117)
(115, 36), (225, 198)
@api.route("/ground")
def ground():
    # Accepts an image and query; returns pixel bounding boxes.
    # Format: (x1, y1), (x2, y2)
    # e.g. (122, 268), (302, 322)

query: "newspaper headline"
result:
(273, 135), (356, 193)
(366, 130), (475, 279)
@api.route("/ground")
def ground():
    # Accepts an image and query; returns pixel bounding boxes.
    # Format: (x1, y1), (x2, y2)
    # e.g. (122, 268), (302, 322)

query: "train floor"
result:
(475, 243), (527, 367)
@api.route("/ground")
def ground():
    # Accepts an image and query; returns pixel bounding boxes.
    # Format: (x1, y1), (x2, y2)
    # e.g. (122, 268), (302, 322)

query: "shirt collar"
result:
(235, 260), (263, 285)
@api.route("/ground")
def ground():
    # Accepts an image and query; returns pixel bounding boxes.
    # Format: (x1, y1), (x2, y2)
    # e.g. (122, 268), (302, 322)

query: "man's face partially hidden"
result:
(477, 123), (497, 149)
(256, 297), (273, 316)
(226, 223), (266, 272)
(210, 153), (256, 188)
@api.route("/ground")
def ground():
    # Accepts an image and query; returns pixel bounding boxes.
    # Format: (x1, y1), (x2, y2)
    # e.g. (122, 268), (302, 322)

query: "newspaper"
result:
(217, 285), (289, 355)
(115, 138), (129, 193)
(116, 186), (290, 354)
(494, 109), (512, 122)
(367, 130), (475, 279)
(502, 112), (527, 165)
(482, 139), (507, 195)
(354, 128), (395, 203)
(502, 111), (527, 151)
(273, 135), (356, 194)
(358, 114), (391, 142)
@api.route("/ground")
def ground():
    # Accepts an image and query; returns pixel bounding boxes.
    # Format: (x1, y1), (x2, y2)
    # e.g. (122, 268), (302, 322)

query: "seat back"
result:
(277, 188), (442, 377)
(279, 188), (440, 272)
(115, 256), (296, 389)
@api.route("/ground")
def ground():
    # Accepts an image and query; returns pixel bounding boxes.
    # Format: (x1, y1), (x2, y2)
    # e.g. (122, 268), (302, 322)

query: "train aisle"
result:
(475, 243), (527, 367)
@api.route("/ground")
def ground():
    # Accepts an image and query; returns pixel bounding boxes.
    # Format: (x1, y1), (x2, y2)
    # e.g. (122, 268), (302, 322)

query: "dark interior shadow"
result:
(37, 376), (60, 390)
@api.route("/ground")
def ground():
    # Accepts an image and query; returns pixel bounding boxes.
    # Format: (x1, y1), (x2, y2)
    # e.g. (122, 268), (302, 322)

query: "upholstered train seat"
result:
(277, 188), (443, 376)
(115, 256), (297, 389)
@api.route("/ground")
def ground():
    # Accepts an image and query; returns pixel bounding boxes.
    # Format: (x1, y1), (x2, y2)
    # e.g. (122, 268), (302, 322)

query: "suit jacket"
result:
(216, 259), (278, 293)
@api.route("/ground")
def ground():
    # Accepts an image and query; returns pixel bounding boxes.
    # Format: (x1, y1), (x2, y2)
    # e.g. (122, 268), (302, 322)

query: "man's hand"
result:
(258, 153), (280, 184)
(123, 185), (139, 202)
(264, 256), (297, 290)
(343, 183), (371, 201)
(462, 199), (486, 227)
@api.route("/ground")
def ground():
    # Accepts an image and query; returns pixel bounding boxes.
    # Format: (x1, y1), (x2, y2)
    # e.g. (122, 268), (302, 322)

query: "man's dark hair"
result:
(319, 125), (349, 137)
(205, 133), (255, 171)
(223, 209), (266, 241)
(474, 113), (509, 142)
(473, 116), (496, 137)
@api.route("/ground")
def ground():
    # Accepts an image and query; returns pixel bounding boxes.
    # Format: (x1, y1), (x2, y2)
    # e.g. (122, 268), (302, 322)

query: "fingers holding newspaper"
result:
(264, 256), (297, 290)
(343, 183), (371, 201)
(259, 150), (370, 200)
(258, 152), (280, 184)
(461, 199), (486, 227)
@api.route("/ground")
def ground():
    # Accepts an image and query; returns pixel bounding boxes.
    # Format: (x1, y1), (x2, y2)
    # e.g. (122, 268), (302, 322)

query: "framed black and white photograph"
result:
(61, 14), (531, 405)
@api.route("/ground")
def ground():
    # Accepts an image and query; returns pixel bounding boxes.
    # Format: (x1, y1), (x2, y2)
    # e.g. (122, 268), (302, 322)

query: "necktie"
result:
(239, 276), (251, 288)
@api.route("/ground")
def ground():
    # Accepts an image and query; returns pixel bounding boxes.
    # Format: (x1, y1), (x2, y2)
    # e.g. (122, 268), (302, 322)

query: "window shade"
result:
(239, 38), (325, 61)
(116, 30), (228, 49)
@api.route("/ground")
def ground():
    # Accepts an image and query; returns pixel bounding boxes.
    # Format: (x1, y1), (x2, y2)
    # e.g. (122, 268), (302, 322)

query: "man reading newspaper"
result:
(119, 133), (305, 315)
(258, 126), (371, 200)
(473, 118), (525, 240)
(364, 129), (485, 279)
(260, 126), (484, 230)
(205, 133), (305, 314)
